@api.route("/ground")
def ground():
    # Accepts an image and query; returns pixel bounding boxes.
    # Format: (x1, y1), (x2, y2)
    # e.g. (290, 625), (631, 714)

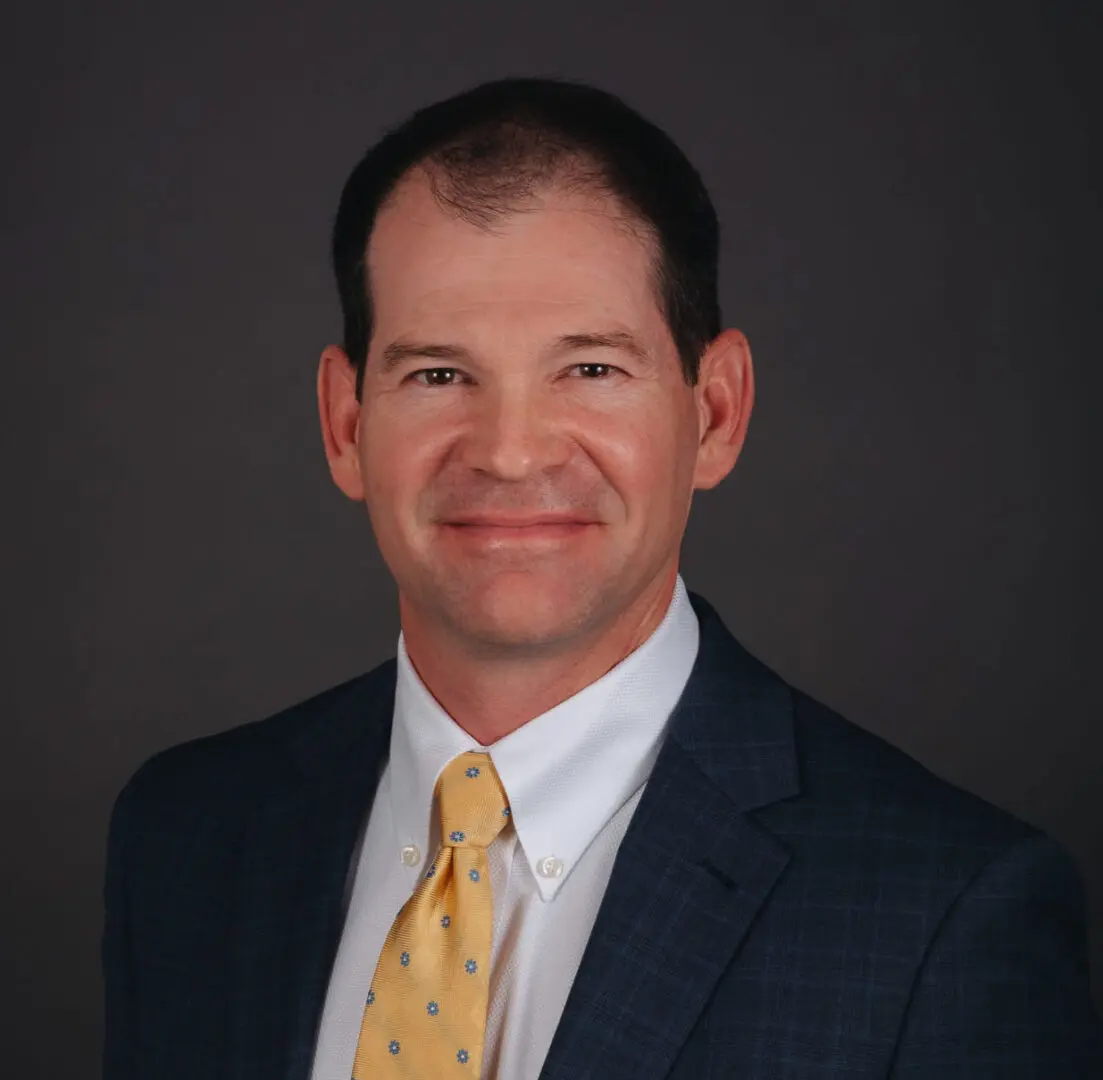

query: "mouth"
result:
(441, 520), (598, 544)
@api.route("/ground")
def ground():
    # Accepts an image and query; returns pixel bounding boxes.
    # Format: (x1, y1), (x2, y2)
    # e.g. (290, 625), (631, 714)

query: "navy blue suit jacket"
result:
(103, 591), (1103, 1077)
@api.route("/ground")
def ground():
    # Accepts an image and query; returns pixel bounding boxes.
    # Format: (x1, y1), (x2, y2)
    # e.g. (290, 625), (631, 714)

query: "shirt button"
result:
(536, 856), (564, 879)
(400, 845), (421, 867)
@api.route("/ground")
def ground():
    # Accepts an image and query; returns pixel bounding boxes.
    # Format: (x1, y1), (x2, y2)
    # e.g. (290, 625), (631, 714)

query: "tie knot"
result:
(436, 752), (510, 849)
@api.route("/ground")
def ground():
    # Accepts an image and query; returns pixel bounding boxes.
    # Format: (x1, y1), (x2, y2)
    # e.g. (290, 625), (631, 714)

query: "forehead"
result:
(365, 171), (669, 339)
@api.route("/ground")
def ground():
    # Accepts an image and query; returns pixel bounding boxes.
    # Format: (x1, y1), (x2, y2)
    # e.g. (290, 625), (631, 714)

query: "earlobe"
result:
(317, 345), (366, 501)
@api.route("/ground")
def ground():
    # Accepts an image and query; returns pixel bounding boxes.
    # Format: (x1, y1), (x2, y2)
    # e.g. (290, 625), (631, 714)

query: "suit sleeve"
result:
(102, 776), (138, 1080)
(891, 832), (1103, 1078)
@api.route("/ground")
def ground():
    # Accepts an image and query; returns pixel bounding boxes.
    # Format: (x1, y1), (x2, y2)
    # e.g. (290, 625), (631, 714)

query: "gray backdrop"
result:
(3, 0), (1099, 1071)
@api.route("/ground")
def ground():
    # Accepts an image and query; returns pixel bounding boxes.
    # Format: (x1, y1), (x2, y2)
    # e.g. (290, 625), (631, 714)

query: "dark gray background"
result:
(3, 0), (1100, 1071)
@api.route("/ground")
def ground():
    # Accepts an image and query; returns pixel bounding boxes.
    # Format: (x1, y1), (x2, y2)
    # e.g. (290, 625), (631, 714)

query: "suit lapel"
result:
(540, 592), (799, 1080)
(228, 662), (397, 1080)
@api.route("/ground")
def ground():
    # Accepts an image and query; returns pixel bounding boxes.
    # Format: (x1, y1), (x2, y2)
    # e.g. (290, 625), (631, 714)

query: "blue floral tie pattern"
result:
(352, 751), (509, 1077)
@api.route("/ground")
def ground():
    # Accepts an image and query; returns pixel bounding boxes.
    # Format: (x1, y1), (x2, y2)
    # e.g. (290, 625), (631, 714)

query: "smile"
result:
(442, 522), (596, 544)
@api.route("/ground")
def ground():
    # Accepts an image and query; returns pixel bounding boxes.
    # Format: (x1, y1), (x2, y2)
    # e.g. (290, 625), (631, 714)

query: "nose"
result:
(459, 381), (571, 481)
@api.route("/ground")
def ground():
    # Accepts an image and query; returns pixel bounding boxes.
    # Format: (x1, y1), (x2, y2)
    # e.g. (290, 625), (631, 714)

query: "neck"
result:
(399, 569), (679, 745)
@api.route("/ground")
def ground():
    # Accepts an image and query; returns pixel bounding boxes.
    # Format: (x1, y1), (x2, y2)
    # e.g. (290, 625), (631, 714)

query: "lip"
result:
(440, 520), (598, 544)
(446, 516), (596, 527)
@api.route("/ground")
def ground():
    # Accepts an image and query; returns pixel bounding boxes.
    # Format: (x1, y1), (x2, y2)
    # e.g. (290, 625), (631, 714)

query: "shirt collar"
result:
(388, 574), (700, 900)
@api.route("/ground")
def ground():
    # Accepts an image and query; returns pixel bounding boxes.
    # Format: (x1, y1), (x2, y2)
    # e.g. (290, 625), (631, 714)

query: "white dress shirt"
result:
(309, 574), (700, 1080)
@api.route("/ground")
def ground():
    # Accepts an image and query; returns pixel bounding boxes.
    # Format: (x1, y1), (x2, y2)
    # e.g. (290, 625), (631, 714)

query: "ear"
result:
(693, 328), (755, 491)
(317, 345), (365, 501)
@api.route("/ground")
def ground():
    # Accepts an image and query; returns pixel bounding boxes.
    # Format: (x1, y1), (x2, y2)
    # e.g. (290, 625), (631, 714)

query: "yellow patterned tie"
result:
(353, 751), (510, 1077)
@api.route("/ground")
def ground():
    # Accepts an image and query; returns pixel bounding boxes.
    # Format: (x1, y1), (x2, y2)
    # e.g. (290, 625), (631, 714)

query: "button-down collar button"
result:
(400, 844), (421, 867)
(536, 855), (564, 879)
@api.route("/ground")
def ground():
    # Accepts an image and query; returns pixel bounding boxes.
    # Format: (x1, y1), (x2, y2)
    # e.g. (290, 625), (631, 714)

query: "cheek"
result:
(615, 404), (699, 511)
(595, 413), (684, 511)
(357, 413), (424, 516)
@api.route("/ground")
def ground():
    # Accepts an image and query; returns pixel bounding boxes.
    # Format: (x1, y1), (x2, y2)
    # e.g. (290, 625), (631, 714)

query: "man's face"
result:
(351, 171), (709, 654)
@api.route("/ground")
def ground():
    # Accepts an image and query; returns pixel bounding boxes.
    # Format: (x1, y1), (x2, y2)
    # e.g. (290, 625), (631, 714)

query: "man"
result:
(103, 77), (1102, 1078)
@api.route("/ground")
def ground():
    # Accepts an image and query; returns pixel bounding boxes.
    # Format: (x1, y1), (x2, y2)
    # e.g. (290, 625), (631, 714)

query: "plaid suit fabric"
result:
(103, 592), (1103, 1079)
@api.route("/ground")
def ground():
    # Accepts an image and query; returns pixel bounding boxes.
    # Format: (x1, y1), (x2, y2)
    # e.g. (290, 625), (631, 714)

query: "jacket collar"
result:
(671, 590), (798, 812)
(538, 590), (799, 1080)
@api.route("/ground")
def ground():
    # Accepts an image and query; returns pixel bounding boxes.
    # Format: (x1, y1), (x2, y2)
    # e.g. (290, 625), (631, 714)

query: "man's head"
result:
(319, 77), (753, 659)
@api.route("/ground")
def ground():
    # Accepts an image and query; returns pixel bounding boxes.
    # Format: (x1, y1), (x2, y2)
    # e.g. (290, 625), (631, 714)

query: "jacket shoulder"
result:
(111, 661), (394, 833)
(780, 687), (1040, 853)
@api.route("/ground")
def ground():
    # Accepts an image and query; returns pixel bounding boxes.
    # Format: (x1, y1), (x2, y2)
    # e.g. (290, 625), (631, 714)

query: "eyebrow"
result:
(379, 330), (655, 374)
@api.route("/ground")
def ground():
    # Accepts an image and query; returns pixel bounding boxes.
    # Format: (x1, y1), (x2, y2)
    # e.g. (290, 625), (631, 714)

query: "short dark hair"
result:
(332, 77), (721, 397)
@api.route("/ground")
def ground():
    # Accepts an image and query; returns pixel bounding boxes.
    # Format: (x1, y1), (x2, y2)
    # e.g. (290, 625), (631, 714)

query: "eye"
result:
(568, 362), (623, 379)
(407, 368), (466, 387)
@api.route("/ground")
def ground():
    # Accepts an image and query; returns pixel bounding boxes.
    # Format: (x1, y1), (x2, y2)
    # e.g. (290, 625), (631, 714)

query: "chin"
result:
(441, 569), (603, 650)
